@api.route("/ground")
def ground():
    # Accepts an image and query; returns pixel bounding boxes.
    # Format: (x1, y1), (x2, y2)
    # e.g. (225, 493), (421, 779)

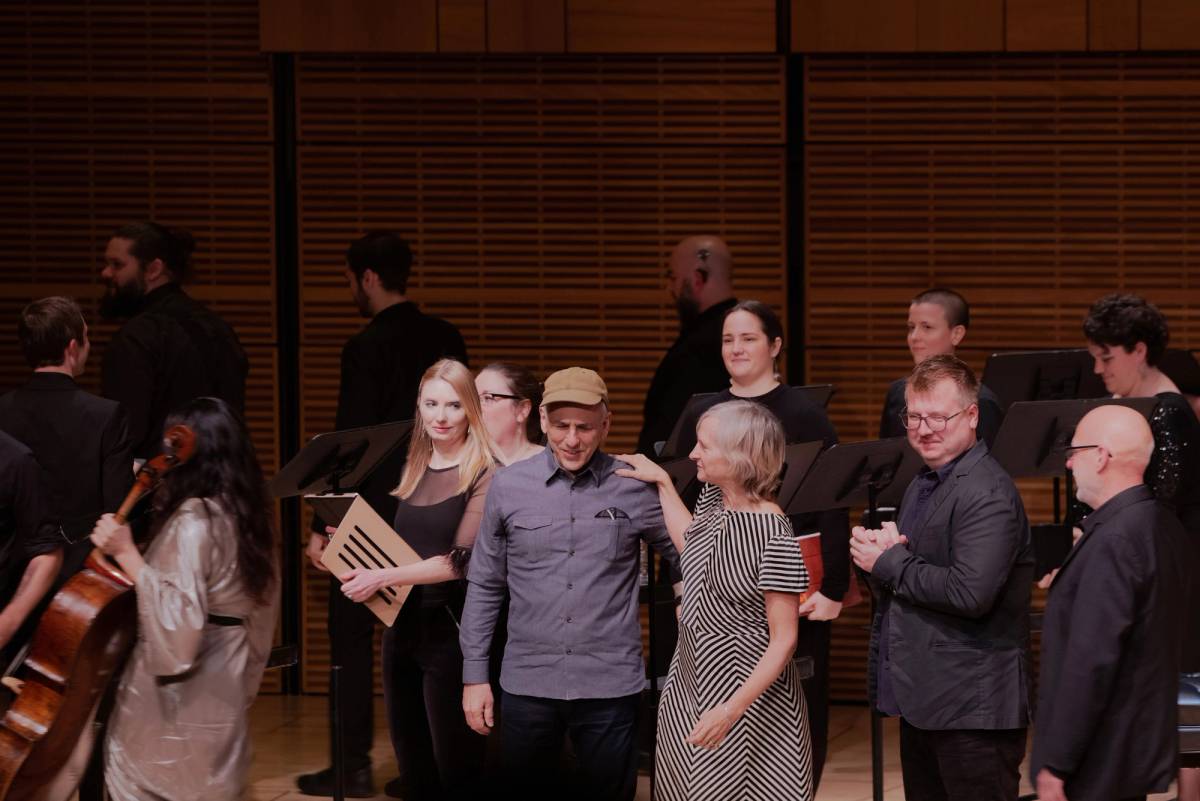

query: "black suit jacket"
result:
(636, 298), (736, 455)
(316, 301), (468, 528)
(0, 372), (133, 575)
(1031, 485), (1188, 801)
(869, 440), (1034, 730)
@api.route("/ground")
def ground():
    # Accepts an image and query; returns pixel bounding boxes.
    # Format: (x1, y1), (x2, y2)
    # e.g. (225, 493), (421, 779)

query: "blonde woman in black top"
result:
(339, 358), (496, 801)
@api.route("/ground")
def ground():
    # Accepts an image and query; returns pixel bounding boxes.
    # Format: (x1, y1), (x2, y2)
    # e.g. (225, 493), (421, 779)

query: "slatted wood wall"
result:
(807, 52), (1200, 700)
(0, 0), (282, 691)
(294, 54), (789, 692)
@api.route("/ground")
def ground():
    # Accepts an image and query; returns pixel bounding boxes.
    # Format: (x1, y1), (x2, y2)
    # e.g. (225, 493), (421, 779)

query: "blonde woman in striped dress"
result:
(616, 400), (812, 801)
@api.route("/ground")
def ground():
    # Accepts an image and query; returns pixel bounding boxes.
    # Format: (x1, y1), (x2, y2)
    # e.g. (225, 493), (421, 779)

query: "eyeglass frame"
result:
(898, 406), (973, 432)
(479, 391), (522, 405)
(1061, 443), (1102, 456)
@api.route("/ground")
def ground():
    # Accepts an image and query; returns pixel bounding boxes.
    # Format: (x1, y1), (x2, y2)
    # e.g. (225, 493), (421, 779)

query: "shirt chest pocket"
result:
(576, 517), (636, 562)
(510, 515), (552, 562)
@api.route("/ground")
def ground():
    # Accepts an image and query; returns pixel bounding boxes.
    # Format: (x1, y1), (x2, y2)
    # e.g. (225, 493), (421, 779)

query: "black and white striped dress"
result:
(656, 483), (812, 801)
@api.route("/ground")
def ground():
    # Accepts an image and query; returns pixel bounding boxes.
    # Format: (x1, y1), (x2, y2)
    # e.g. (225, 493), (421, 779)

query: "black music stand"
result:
(266, 420), (412, 801)
(1161, 348), (1200, 396)
(990, 397), (1157, 580)
(269, 420), (414, 514)
(786, 436), (922, 801)
(658, 384), (837, 459)
(981, 349), (1107, 414)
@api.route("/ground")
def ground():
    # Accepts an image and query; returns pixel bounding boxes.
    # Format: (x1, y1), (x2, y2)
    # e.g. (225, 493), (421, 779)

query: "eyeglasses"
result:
(479, 392), (520, 405)
(899, 407), (970, 432)
(1061, 444), (1101, 455)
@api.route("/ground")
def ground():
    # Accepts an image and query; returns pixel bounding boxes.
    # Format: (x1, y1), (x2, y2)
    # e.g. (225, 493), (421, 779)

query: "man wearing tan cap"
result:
(460, 367), (681, 801)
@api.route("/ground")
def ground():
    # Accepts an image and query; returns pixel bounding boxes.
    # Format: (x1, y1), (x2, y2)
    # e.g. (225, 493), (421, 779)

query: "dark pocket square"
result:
(595, 507), (630, 520)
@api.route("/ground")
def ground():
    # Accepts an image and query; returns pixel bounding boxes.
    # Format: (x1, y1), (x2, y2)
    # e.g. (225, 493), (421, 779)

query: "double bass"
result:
(0, 426), (196, 800)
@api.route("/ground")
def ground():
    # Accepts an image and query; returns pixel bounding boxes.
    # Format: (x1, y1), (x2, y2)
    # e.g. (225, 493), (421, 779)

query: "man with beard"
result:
(99, 222), (248, 461)
(298, 230), (468, 798)
(636, 236), (737, 456)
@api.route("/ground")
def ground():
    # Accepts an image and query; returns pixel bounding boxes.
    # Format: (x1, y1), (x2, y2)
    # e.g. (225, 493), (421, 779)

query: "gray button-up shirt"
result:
(460, 446), (680, 700)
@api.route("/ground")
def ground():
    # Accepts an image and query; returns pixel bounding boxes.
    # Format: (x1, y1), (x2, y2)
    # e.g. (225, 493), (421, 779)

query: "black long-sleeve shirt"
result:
(316, 301), (468, 528)
(671, 383), (852, 602)
(637, 298), (737, 456)
(101, 283), (247, 460)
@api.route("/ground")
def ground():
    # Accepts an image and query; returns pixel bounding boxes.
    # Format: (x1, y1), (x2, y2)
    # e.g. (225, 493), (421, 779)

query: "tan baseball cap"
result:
(541, 367), (609, 407)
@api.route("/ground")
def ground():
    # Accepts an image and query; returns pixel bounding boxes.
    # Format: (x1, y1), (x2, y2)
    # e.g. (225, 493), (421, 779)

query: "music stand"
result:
(981, 349), (1107, 414)
(658, 384), (838, 459)
(785, 436), (922, 801)
(266, 420), (413, 801)
(1161, 348), (1200, 396)
(269, 420), (414, 517)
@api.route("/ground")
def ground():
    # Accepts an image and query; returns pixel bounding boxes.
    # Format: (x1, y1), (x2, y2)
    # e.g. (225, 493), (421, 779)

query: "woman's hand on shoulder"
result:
(613, 453), (670, 486)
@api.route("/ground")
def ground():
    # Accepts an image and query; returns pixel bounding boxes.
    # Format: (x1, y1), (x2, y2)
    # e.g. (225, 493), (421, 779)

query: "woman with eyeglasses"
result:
(474, 362), (543, 466)
(337, 358), (497, 801)
(668, 300), (848, 790)
(1080, 293), (1200, 801)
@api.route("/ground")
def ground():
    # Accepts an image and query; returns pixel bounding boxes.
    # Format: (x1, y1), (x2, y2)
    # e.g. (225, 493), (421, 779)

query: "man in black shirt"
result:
(637, 235), (737, 455)
(0, 430), (61, 668)
(99, 222), (248, 461)
(0, 297), (132, 579)
(298, 231), (468, 798)
(879, 288), (1003, 446)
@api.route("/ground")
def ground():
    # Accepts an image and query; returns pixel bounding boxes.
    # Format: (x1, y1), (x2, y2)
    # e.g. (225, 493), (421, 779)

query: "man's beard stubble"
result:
(99, 275), (146, 320)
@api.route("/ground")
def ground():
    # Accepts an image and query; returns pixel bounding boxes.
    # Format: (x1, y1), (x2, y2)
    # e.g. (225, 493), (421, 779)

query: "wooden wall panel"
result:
(805, 51), (1200, 700)
(1141, 0), (1200, 49)
(440, 0), (487, 52)
(1007, 0), (1088, 51)
(487, 0), (566, 52)
(793, 0), (919, 53)
(917, 0), (1004, 52)
(294, 54), (786, 692)
(566, 0), (776, 54)
(0, 1), (281, 691)
(260, 0), (439, 52)
(1090, 0), (1140, 51)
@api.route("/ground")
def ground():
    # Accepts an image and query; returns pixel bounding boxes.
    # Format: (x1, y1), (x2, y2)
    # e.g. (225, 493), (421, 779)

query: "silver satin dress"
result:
(104, 498), (278, 801)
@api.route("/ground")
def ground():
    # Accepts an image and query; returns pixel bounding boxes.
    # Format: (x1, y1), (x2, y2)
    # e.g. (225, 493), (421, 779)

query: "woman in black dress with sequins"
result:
(1083, 293), (1200, 801)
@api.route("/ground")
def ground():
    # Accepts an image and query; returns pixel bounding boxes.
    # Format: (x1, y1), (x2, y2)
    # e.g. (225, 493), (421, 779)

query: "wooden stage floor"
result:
(246, 695), (1176, 800)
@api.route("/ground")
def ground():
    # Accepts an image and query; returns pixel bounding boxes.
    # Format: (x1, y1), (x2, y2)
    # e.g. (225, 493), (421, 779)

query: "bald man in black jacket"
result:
(1033, 405), (1190, 801)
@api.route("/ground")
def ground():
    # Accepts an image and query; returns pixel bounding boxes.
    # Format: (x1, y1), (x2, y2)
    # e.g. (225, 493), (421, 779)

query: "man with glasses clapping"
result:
(851, 354), (1035, 801)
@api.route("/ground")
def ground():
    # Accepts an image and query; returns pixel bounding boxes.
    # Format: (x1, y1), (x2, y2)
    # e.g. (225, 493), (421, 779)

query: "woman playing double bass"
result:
(89, 397), (279, 801)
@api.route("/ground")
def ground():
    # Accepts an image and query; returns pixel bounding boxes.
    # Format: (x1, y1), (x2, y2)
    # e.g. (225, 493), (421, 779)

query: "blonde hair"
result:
(695, 400), (785, 503)
(393, 359), (497, 499)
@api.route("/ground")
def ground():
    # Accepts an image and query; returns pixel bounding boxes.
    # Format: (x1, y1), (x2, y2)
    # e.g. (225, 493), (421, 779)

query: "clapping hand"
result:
(849, 521), (908, 574)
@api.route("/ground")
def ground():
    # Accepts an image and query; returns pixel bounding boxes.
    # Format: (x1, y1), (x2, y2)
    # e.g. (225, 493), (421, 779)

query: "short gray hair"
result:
(695, 400), (786, 503)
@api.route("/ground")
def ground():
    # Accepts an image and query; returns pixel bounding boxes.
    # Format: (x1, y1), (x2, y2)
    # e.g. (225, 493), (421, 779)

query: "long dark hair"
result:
(151, 397), (276, 605)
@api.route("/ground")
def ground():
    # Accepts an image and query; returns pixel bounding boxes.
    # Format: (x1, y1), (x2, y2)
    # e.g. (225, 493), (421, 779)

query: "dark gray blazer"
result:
(1031, 485), (1189, 801)
(869, 440), (1034, 730)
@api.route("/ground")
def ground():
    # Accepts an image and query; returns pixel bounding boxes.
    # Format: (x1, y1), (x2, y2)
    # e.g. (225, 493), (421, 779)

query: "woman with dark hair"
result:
(474, 362), (543, 465)
(1081, 292), (1200, 801)
(337, 359), (496, 801)
(668, 299), (849, 789)
(89, 397), (278, 801)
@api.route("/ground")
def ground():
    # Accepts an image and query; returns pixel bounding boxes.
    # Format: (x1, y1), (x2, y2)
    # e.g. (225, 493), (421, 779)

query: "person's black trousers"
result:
(327, 577), (379, 773)
(797, 618), (832, 791)
(899, 718), (1026, 801)
(383, 604), (486, 801)
(500, 690), (640, 801)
